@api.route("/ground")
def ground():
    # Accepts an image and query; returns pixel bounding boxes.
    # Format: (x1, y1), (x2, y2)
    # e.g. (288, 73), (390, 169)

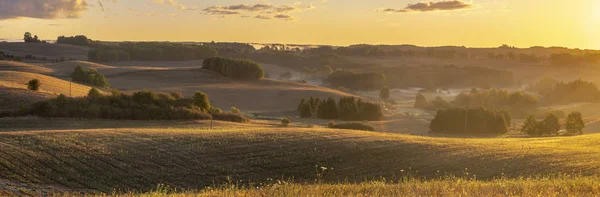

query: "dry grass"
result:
(0, 71), (105, 97)
(0, 60), (54, 74)
(0, 87), (54, 110)
(99, 176), (600, 197)
(1, 119), (600, 195)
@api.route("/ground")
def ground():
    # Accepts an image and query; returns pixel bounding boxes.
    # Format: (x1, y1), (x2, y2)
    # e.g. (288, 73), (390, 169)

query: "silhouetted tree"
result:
(27, 79), (40, 91)
(380, 85), (390, 100)
(414, 93), (429, 108)
(193, 91), (211, 112)
(521, 115), (540, 136)
(565, 112), (585, 135)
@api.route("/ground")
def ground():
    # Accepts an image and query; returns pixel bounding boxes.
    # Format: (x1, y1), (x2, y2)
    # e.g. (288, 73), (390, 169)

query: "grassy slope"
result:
(0, 71), (104, 97)
(0, 60), (54, 74)
(1, 119), (600, 195)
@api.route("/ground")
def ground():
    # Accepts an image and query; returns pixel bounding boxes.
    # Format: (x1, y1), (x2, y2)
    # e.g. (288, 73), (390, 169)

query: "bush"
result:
(230, 106), (240, 114)
(170, 92), (183, 99)
(380, 85), (390, 100)
(209, 107), (223, 114)
(202, 57), (264, 80)
(27, 79), (40, 91)
(329, 123), (375, 131)
(87, 88), (101, 98)
(193, 91), (211, 112)
(414, 93), (429, 108)
(281, 118), (291, 127)
(212, 112), (249, 123)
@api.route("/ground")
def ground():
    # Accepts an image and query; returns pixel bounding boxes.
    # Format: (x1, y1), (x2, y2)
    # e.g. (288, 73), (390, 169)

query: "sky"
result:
(0, 0), (598, 49)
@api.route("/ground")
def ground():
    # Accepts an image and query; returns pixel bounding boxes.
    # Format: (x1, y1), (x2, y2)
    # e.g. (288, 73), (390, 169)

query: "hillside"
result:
(0, 71), (104, 97)
(0, 61), (54, 74)
(106, 68), (353, 112)
(1, 119), (600, 195)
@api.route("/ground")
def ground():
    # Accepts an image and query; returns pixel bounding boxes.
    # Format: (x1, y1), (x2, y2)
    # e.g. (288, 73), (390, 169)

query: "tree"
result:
(380, 85), (390, 100)
(317, 98), (338, 119)
(88, 88), (101, 98)
(230, 106), (240, 114)
(521, 115), (540, 136)
(193, 91), (211, 112)
(27, 79), (40, 91)
(540, 113), (561, 135)
(71, 65), (87, 82)
(281, 118), (291, 127)
(414, 93), (429, 108)
(565, 112), (585, 135)
(298, 101), (313, 118)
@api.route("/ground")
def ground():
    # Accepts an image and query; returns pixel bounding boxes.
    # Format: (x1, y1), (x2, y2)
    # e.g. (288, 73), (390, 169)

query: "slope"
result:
(0, 119), (599, 194)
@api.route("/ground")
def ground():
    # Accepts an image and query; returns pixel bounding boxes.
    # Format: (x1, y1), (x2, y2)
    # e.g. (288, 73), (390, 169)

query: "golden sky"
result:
(0, 0), (598, 49)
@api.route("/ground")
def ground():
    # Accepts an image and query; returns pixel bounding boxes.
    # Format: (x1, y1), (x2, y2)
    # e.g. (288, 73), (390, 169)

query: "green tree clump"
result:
(27, 79), (40, 91)
(71, 66), (110, 88)
(202, 57), (264, 80)
(430, 108), (510, 135)
(565, 112), (585, 135)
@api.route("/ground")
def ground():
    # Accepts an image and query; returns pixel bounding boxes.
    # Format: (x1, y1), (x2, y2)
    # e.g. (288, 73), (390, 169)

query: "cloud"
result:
(202, 3), (310, 21)
(0, 0), (89, 20)
(380, 0), (474, 13)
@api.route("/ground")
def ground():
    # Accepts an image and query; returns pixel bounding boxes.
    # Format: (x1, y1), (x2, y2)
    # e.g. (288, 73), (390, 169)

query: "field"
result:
(1, 118), (600, 196)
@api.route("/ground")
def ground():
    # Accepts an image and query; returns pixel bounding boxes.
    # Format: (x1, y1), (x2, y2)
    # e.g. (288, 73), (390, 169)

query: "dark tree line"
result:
(298, 96), (384, 121)
(430, 108), (511, 135)
(57, 35), (94, 46)
(23, 32), (45, 43)
(202, 57), (264, 80)
(522, 112), (585, 136)
(7, 89), (248, 122)
(71, 66), (110, 88)
(325, 70), (386, 90)
(88, 42), (218, 62)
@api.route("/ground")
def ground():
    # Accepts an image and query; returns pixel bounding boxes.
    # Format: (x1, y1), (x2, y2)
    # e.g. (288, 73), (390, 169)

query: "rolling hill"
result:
(0, 43), (90, 60)
(0, 61), (54, 74)
(1, 119), (599, 195)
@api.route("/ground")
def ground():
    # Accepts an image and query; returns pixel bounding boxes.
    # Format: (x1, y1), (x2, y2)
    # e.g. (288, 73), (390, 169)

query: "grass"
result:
(1, 118), (600, 196)
(88, 176), (600, 197)
(0, 71), (105, 97)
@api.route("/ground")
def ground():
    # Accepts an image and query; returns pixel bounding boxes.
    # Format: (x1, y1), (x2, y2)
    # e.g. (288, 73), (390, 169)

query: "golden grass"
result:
(0, 60), (54, 74)
(1, 119), (600, 195)
(94, 176), (600, 197)
(0, 71), (105, 97)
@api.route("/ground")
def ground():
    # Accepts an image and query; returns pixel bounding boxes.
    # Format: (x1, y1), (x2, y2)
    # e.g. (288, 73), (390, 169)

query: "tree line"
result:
(88, 42), (219, 62)
(297, 97), (384, 121)
(57, 35), (95, 46)
(202, 57), (264, 80)
(3, 89), (247, 122)
(325, 70), (386, 90)
(521, 112), (585, 136)
(430, 108), (511, 135)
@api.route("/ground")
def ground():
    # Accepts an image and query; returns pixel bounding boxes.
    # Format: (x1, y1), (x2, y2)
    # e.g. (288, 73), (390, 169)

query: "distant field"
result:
(0, 43), (90, 60)
(0, 71), (104, 97)
(1, 118), (600, 195)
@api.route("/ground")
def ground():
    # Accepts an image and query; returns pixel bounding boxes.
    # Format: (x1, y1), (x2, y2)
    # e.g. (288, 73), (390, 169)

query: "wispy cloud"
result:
(379, 0), (474, 13)
(0, 0), (89, 20)
(202, 3), (312, 21)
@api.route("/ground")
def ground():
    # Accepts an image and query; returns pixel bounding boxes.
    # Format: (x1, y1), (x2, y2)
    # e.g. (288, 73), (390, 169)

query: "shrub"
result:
(414, 93), (429, 108)
(209, 107), (223, 114)
(212, 112), (249, 123)
(193, 91), (211, 112)
(170, 92), (183, 99)
(202, 57), (264, 80)
(281, 118), (291, 127)
(380, 85), (390, 100)
(230, 106), (240, 114)
(328, 120), (336, 127)
(87, 88), (102, 98)
(27, 79), (40, 91)
(329, 123), (375, 131)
